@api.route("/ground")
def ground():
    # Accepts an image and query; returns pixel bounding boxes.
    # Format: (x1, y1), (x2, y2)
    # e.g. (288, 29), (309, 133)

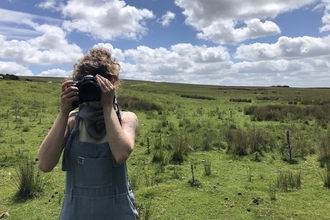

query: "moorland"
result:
(1, 76), (330, 219)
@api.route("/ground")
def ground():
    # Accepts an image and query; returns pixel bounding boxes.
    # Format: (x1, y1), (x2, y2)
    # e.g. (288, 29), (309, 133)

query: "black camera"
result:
(68, 75), (101, 109)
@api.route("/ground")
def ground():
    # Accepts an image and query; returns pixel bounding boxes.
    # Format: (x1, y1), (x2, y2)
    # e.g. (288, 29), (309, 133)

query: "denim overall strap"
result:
(62, 112), (80, 171)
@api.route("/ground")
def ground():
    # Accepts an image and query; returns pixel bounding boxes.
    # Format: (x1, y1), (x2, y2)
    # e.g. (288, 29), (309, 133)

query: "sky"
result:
(1, 0), (330, 87)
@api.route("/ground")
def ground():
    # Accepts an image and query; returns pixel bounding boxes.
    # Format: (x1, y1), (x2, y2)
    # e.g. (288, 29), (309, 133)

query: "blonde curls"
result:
(72, 47), (121, 86)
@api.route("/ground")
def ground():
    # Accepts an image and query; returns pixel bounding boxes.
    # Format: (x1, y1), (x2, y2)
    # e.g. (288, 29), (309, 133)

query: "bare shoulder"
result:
(121, 111), (138, 132)
(121, 111), (138, 121)
(67, 111), (77, 132)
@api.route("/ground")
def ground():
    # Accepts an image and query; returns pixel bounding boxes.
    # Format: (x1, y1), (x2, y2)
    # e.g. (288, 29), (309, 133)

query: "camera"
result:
(68, 75), (101, 109)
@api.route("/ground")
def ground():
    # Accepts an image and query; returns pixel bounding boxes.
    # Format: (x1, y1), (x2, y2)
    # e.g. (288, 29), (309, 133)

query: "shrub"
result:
(318, 131), (330, 168)
(275, 170), (301, 192)
(225, 127), (249, 156)
(152, 148), (167, 165)
(320, 163), (330, 188)
(245, 104), (330, 124)
(118, 96), (162, 111)
(248, 126), (269, 154)
(169, 135), (190, 164)
(14, 161), (44, 200)
(203, 160), (211, 176)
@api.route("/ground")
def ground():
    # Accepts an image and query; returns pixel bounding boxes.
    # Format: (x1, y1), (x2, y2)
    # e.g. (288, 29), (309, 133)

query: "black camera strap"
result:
(113, 95), (122, 125)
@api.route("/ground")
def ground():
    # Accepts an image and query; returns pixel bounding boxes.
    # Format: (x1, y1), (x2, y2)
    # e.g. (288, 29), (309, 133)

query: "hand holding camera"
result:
(61, 80), (79, 114)
(95, 74), (116, 108)
(66, 74), (115, 110)
(68, 75), (101, 109)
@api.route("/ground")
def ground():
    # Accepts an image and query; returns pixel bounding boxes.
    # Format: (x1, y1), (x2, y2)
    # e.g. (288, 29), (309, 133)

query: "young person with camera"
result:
(38, 47), (138, 219)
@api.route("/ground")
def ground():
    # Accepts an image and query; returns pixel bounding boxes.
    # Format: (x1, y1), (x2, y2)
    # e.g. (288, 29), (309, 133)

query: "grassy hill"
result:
(1, 76), (330, 219)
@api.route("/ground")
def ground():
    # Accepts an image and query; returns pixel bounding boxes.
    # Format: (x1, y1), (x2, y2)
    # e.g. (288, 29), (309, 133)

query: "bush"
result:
(320, 163), (330, 188)
(225, 128), (249, 156)
(225, 126), (270, 157)
(318, 131), (330, 168)
(169, 135), (190, 164)
(118, 96), (162, 111)
(275, 170), (301, 192)
(14, 161), (44, 200)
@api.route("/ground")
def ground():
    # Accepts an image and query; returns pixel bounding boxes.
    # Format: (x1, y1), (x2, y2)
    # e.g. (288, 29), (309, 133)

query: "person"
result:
(38, 47), (139, 219)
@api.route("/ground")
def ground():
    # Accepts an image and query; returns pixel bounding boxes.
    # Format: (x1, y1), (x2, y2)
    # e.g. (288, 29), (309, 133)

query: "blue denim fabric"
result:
(60, 113), (138, 220)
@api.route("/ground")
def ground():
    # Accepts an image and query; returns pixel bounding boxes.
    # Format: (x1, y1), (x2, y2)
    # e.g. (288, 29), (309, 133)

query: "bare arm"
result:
(103, 107), (138, 164)
(38, 80), (79, 172)
(38, 112), (75, 172)
(95, 74), (138, 164)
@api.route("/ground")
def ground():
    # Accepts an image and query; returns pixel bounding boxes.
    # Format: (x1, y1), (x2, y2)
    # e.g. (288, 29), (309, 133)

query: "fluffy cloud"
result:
(235, 35), (330, 60)
(197, 19), (280, 44)
(36, 0), (63, 11)
(121, 44), (232, 84)
(319, 0), (330, 32)
(117, 36), (330, 87)
(0, 22), (82, 65)
(39, 68), (71, 78)
(160, 11), (176, 27)
(175, 0), (317, 44)
(60, 0), (155, 40)
(0, 61), (33, 76)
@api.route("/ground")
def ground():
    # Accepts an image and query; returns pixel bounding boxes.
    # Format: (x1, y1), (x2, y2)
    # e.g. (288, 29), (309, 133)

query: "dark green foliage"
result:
(320, 163), (330, 188)
(268, 183), (277, 201)
(169, 138), (188, 164)
(229, 98), (252, 103)
(280, 128), (311, 163)
(203, 160), (211, 176)
(135, 199), (154, 220)
(245, 104), (330, 125)
(14, 161), (44, 200)
(180, 94), (215, 100)
(225, 127), (249, 156)
(118, 96), (162, 111)
(225, 126), (269, 157)
(275, 170), (301, 192)
(318, 131), (330, 168)
(151, 148), (167, 165)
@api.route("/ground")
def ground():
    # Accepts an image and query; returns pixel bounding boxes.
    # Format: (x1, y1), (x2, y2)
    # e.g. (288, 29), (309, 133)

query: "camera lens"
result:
(80, 82), (100, 101)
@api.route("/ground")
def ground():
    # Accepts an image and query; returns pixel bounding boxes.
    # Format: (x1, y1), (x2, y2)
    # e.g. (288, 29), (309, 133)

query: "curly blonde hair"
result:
(72, 47), (121, 86)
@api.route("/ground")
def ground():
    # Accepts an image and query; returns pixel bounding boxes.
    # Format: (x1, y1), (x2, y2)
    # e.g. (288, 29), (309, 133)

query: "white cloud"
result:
(235, 35), (330, 61)
(61, 0), (155, 41)
(175, 0), (317, 44)
(197, 19), (280, 44)
(121, 44), (232, 84)
(0, 8), (60, 24)
(39, 68), (71, 78)
(117, 38), (330, 87)
(36, 0), (64, 11)
(0, 61), (33, 76)
(160, 11), (175, 27)
(319, 0), (330, 32)
(0, 21), (83, 65)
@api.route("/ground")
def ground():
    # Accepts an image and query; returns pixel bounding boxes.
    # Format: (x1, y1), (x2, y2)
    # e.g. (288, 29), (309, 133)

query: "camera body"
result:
(68, 75), (101, 109)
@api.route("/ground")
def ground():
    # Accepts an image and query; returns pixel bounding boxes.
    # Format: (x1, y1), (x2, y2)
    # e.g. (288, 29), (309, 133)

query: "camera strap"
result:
(113, 95), (122, 125)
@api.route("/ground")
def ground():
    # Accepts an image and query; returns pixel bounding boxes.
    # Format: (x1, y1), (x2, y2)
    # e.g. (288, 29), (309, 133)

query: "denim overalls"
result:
(59, 113), (138, 220)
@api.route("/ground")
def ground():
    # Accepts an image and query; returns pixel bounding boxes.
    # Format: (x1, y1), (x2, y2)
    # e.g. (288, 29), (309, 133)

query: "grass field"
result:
(1, 76), (330, 219)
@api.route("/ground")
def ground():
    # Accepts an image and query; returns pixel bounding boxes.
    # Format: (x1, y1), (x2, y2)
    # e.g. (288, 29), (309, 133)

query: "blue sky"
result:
(1, 0), (330, 87)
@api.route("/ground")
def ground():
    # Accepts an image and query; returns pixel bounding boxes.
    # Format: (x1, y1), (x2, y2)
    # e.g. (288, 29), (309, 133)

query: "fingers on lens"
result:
(62, 89), (78, 101)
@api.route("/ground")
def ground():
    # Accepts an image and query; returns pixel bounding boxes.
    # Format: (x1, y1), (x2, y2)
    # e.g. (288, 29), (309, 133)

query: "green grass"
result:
(1, 77), (330, 219)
